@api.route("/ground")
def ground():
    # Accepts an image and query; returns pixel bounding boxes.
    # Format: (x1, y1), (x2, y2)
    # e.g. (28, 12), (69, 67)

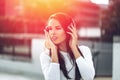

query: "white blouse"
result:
(40, 45), (95, 80)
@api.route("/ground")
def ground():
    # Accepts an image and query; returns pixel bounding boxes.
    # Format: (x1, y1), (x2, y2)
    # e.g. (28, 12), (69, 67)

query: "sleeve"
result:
(40, 51), (60, 80)
(76, 46), (95, 80)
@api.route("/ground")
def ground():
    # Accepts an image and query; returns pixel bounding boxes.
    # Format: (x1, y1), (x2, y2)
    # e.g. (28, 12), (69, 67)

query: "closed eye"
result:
(56, 27), (61, 30)
(56, 26), (62, 30)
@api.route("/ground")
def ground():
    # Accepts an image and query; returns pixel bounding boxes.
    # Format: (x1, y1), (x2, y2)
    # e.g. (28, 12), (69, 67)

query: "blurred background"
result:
(0, 0), (120, 80)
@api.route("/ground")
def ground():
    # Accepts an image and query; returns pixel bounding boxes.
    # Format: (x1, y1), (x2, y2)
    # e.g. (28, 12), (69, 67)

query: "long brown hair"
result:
(47, 12), (83, 80)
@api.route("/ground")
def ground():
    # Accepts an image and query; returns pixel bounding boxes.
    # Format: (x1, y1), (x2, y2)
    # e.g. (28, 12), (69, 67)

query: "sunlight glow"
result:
(91, 0), (109, 5)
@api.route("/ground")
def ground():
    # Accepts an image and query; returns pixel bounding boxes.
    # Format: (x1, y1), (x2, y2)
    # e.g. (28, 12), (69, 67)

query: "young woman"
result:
(40, 12), (95, 80)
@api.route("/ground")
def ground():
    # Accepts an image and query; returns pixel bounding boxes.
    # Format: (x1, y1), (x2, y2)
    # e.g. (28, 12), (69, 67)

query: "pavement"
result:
(0, 72), (112, 80)
(0, 71), (44, 80)
(94, 77), (112, 80)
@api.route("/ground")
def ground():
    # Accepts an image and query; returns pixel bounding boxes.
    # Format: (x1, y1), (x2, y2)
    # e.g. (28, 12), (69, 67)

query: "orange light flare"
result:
(21, 0), (75, 19)
(1, 0), (101, 34)
(15, 0), (75, 34)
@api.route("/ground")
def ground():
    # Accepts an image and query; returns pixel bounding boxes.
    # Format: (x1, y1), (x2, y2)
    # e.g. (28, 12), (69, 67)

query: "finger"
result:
(44, 29), (51, 42)
(68, 24), (77, 33)
(44, 29), (48, 39)
(44, 29), (47, 38)
(67, 32), (78, 44)
(44, 30), (49, 48)
(71, 24), (77, 37)
(67, 32), (74, 38)
(68, 26), (77, 38)
(71, 23), (76, 31)
(67, 30), (78, 40)
(68, 26), (74, 33)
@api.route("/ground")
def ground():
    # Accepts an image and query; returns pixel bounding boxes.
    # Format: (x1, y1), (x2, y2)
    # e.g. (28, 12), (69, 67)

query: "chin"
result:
(53, 41), (60, 45)
(54, 42), (59, 45)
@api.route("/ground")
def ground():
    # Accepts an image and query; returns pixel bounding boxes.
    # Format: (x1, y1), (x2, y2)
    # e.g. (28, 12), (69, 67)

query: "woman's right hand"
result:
(44, 29), (57, 50)
(44, 29), (58, 63)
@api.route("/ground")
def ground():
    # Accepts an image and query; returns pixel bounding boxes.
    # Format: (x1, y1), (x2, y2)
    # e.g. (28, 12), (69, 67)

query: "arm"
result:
(44, 29), (59, 63)
(40, 30), (60, 80)
(40, 51), (60, 80)
(75, 46), (95, 80)
(67, 24), (95, 80)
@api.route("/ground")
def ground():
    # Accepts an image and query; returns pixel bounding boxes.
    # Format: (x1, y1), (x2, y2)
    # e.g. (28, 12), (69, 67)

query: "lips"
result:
(51, 36), (57, 41)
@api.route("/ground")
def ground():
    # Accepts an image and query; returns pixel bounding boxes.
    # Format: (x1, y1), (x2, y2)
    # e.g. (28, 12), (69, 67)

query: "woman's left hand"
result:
(67, 23), (78, 50)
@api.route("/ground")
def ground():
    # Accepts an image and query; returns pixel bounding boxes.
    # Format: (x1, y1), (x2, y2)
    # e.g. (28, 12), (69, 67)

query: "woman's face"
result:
(47, 19), (66, 45)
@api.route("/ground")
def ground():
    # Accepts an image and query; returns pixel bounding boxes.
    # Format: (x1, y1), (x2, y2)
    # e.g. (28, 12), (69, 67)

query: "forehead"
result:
(48, 19), (61, 26)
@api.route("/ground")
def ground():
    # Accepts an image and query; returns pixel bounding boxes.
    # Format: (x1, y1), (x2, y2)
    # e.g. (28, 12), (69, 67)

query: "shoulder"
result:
(78, 45), (92, 58)
(78, 45), (91, 52)
(40, 49), (50, 60)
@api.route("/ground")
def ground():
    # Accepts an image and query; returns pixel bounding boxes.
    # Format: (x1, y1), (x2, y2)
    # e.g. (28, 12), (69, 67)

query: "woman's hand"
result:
(67, 23), (78, 50)
(44, 29), (57, 50)
(44, 29), (58, 63)
(67, 24), (81, 59)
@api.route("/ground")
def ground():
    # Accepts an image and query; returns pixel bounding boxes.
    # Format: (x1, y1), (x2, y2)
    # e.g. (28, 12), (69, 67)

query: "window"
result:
(78, 27), (101, 38)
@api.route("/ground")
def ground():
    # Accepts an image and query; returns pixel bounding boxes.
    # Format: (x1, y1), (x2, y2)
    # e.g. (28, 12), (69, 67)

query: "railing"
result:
(0, 37), (31, 61)
(0, 33), (45, 61)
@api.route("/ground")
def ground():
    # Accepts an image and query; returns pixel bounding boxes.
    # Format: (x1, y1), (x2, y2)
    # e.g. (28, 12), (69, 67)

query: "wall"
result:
(113, 36), (120, 80)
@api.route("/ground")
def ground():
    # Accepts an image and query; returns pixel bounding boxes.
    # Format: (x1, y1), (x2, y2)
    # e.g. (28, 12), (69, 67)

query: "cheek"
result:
(48, 32), (52, 38)
(61, 32), (66, 39)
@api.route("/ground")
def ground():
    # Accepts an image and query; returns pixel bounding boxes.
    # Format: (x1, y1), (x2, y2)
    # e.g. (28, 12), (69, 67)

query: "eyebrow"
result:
(47, 25), (61, 28)
(55, 25), (61, 28)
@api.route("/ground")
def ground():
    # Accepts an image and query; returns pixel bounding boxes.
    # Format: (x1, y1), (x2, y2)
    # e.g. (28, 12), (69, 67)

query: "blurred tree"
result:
(101, 0), (120, 42)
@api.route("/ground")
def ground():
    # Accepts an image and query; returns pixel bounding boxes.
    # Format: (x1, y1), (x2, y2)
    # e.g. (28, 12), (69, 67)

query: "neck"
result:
(58, 41), (67, 52)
